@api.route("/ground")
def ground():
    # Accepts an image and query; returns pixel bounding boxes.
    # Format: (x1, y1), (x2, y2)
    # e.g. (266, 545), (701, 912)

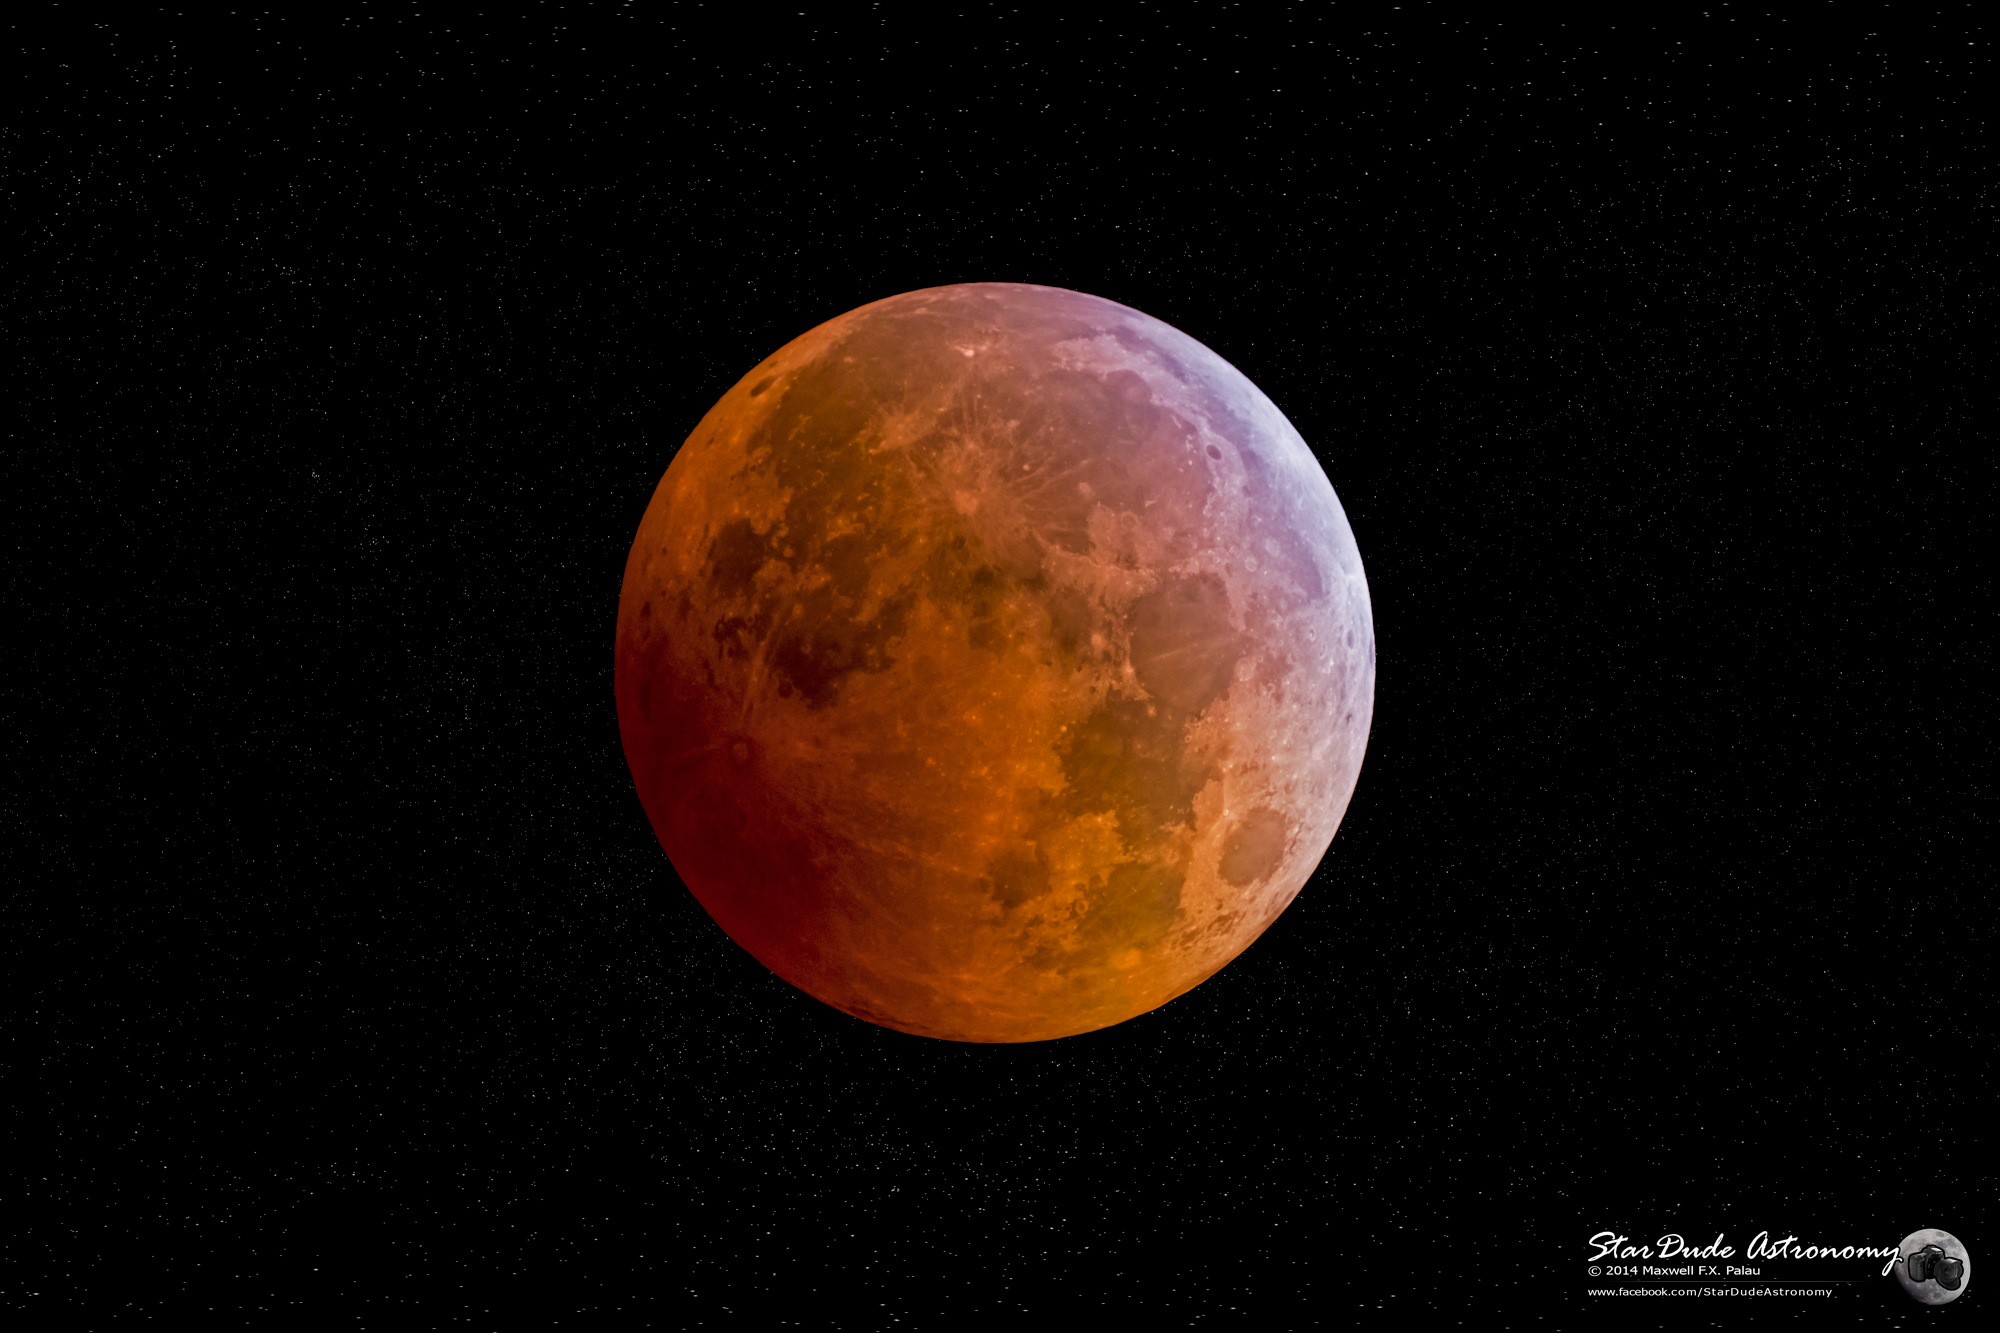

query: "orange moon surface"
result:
(616, 283), (1374, 1042)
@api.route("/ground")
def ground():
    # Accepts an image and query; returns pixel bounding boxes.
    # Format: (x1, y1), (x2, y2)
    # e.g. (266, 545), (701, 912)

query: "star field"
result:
(7, 6), (1991, 1325)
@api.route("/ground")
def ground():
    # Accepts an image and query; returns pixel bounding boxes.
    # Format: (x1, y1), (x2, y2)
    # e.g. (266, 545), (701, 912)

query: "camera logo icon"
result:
(1907, 1245), (1963, 1289)
(1894, 1229), (1970, 1306)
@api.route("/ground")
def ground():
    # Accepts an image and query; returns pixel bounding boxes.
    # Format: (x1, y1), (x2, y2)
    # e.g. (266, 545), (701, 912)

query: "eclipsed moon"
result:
(616, 283), (1374, 1042)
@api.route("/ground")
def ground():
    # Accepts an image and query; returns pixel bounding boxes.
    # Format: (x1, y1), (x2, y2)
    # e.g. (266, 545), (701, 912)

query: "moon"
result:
(1895, 1228), (1971, 1305)
(615, 283), (1374, 1042)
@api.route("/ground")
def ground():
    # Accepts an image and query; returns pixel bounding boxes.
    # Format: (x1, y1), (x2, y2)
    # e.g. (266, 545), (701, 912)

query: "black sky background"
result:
(8, 6), (1992, 1325)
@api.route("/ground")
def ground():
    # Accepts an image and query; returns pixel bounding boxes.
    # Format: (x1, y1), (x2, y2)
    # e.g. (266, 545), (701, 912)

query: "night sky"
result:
(9, 7), (1991, 1326)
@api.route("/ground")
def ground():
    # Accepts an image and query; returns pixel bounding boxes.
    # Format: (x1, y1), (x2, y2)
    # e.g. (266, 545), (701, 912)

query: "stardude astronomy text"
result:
(1588, 1232), (1903, 1276)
